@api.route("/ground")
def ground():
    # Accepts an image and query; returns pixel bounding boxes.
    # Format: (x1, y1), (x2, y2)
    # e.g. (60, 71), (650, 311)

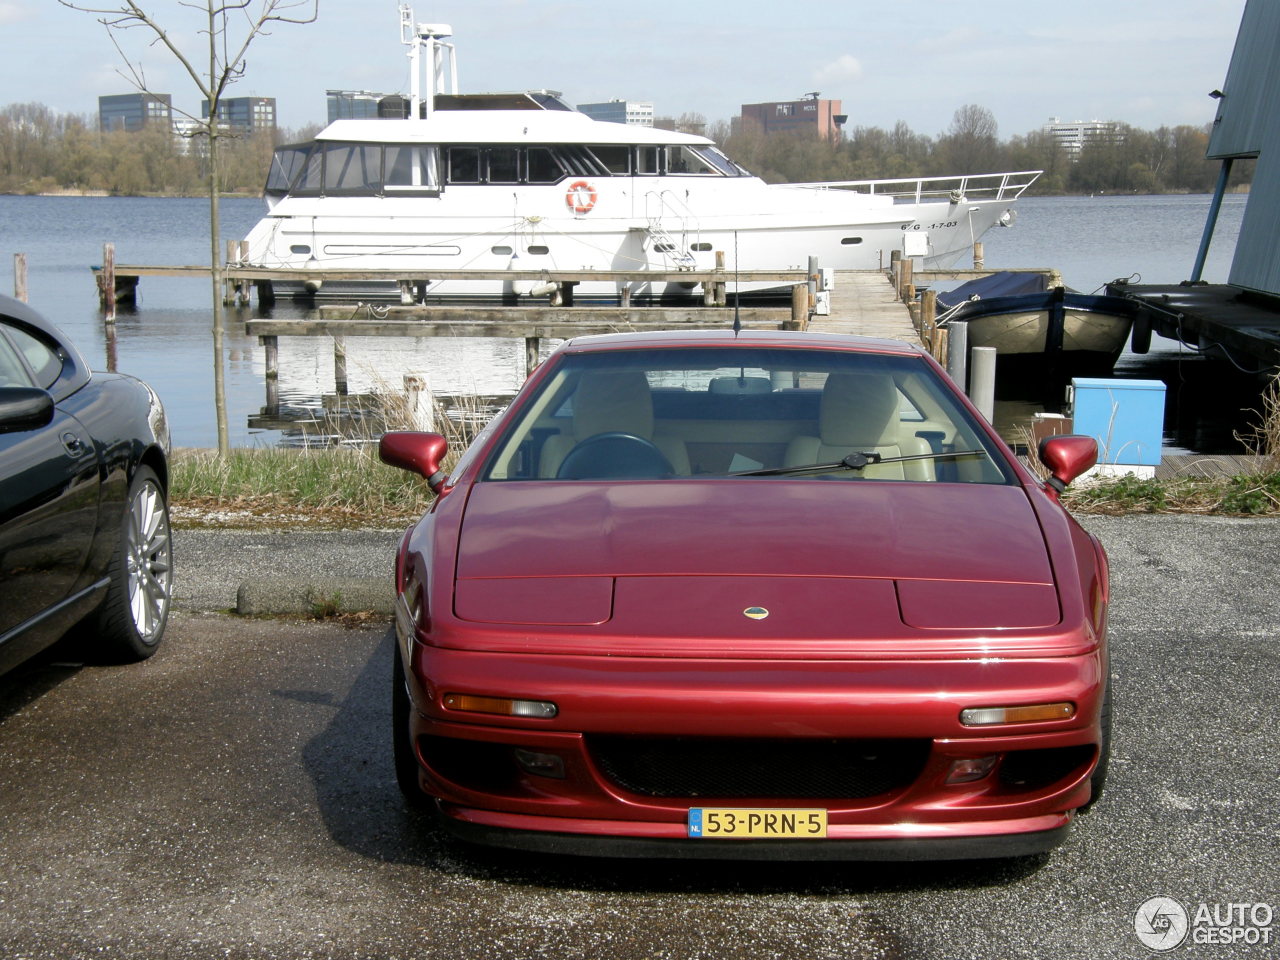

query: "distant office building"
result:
(201, 96), (277, 134)
(327, 89), (388, 123)
(739, 96), (846, 140)
(1043, 117), (1123, 158)
(171, 115), (202, 154)
(578, 99), (654, 127)
(98, 93), (172, 132)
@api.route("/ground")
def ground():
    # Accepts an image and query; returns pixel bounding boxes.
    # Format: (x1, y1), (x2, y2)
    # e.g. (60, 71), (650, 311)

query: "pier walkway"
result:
(811, 270), (918, 342)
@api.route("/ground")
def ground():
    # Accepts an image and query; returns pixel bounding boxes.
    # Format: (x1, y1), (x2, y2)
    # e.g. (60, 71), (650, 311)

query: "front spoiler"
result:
(437, 804), (1072, 861)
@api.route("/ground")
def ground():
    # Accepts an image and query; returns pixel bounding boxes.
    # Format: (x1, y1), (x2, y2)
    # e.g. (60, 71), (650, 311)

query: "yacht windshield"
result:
(482, 347), (1013, 484)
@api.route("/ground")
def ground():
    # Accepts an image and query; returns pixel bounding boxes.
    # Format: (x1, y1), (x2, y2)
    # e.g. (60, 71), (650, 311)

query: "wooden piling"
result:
(921, 289), (937, 353)
(102, 243), (116, 322)
(788, 283), (808, 330)
(404, 375), (434, 432)
(973, 241), (985, 270)
(525, 337), (541, 379)
(13, 253), (27, 302)
(262, 335), (279, 382)
(333, 335), (348, 395)
(714, 251), (727, 306)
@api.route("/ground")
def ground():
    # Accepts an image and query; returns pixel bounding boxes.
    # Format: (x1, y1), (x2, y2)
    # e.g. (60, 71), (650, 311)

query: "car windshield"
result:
(481, 346), (1014, 484)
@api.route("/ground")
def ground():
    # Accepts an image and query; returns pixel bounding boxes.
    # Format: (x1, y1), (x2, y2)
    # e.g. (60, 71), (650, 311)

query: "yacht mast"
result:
(400, 4), (457, 120)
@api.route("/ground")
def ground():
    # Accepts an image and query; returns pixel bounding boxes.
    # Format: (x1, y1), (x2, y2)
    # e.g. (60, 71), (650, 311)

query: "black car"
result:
(0, 294), (172, 672)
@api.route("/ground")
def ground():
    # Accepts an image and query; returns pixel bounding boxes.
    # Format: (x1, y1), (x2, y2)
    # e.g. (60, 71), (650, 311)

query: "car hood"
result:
(451, 480), (1062, 642)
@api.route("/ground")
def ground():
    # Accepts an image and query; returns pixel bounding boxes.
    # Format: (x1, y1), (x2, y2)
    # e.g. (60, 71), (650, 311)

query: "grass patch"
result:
(170, 446), (432, 527)
(1064, 471), (1280, 515)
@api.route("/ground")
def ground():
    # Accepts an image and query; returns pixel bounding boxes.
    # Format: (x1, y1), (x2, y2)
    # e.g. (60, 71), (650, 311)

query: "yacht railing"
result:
(786, 170), (1042, 203)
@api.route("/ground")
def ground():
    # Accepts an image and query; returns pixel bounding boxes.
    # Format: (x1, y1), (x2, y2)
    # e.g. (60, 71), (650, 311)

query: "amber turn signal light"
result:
(443, 693), (558, 719)
(959, 702), (1074, 726)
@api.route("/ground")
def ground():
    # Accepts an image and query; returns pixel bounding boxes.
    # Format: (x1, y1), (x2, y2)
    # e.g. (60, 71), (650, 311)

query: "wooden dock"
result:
(810, 270), (918, 342)
(1106, 282), (1280, 373)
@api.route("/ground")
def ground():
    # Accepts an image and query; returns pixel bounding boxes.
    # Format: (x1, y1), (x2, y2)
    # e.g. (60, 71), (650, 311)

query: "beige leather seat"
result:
(539, 371), (691, 477)
(783, 372), (935, 480)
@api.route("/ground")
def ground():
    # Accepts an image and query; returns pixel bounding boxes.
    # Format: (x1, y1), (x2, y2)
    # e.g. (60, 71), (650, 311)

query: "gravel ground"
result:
(0, 514), (1275, 959)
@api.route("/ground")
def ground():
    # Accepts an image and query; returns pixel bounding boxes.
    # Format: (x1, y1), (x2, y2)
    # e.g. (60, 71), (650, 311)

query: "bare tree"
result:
(57, 0), (318, 455)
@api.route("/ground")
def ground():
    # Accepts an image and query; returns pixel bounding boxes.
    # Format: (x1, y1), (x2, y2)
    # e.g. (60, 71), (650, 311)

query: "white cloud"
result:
(0, 1), (29, 25)
(812, 54), (863, 88)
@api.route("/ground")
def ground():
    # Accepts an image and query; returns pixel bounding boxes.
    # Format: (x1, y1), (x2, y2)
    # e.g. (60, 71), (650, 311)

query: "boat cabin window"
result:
(488, 146), (520, 184)
(526, 147), (564, 184)
(384, 144), (439, 191)
(266, 141), (442, 197)
(699, 145), (746, 176)
(443, 145), (586, 184)
(636, 146), (661, 175)
(448, 147), (482, 184)
(587, 145), (630, 175)
(635, 144), (744, 177)
(323, 143), (382, 193)
(265, 143), (313, 201)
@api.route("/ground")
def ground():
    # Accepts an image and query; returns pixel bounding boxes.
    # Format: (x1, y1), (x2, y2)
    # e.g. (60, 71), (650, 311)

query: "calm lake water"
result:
(0, 191), (1254, 450)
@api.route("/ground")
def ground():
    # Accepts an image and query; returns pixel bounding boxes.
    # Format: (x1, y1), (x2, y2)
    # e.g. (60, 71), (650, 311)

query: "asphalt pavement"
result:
(0, 514), (1275, 959)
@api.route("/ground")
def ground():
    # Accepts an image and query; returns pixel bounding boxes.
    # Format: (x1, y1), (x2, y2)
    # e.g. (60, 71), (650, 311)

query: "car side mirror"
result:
(0, 387), (55, 433)
(1038, 435), (1098, 493)
(380, 431), (450, 494)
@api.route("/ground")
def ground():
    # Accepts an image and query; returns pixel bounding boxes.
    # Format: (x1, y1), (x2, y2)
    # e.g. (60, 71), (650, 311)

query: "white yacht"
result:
(241, 8), (1039, 302)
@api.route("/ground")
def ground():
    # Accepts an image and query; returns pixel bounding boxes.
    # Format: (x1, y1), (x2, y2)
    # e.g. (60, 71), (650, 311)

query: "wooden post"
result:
(104, 322), (118, 373)
(404, 375), (434, 432)
(973, 241), (985, 270)
(620, 282), (632, 307)
(333, 335), (348, 396)
(947, 321), (969, 391)
(525, 337), (541, 379)
(807, 255), (819, 311)
(13, 253), (27, 302)
(936, 325), (949, 367)
(102, 243), (116, 323)
(398, 280), (415, 305)
(256, 280), (276, 307)
(223, 239), (238, 305)
(788, 283), (808, 330)
(715, 250), (727, 306)
(263, 334), (279, 414)
(900, 258), (914, 301)
(922, 288), (937, 352)
(262, 335), (279, 382)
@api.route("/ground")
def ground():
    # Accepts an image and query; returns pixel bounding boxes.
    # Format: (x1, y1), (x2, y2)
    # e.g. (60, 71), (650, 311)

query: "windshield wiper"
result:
(728, 449), (987, 478)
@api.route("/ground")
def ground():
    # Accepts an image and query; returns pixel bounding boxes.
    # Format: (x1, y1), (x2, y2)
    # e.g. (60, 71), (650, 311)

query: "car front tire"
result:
(97, 464), (172, 661)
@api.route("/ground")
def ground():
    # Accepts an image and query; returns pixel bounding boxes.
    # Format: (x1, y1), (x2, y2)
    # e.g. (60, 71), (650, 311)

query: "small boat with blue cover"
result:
(936, 272), (1142, 383)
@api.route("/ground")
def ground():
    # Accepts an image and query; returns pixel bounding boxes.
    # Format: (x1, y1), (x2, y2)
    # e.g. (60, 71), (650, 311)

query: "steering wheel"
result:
(555, 432), (674, 480)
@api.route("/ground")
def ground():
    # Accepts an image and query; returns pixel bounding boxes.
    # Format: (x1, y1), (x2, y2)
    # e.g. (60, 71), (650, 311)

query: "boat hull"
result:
(242, 179), (1026, 302)
(943, 290), (1140, 384)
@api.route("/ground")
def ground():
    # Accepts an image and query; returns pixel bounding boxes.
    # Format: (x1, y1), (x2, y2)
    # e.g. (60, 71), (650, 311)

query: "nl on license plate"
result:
(688, 807), (828, 839)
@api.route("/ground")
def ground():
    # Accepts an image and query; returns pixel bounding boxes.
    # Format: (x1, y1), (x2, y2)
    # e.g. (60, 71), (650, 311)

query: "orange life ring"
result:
(565, 180), (597, 214)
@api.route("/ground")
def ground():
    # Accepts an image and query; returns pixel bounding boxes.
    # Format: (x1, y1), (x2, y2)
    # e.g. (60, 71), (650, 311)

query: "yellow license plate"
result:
(688, 808), (827, 839)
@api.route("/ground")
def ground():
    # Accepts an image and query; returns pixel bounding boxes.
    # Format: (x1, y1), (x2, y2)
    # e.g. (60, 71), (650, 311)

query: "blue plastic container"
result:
(1070, 378), (1166, 466)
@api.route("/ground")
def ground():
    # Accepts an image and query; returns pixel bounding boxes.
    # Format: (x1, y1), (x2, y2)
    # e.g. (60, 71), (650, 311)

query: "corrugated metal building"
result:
(1207, 0), (1280, 295)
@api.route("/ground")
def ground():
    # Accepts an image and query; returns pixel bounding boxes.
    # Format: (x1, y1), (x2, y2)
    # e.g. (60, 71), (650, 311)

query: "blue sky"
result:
(3, 0), (1248, 137)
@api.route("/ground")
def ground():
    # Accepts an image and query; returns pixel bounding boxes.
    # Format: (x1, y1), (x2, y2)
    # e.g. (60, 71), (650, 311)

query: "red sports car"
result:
(381, 330), (1109, 860)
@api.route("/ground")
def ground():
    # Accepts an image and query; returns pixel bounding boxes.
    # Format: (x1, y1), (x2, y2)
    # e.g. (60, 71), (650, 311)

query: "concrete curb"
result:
(234, 577), (394, 617)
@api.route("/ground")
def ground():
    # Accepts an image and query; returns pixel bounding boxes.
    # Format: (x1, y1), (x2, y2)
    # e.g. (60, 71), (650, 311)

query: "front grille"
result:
(588, 736), (929, 799)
